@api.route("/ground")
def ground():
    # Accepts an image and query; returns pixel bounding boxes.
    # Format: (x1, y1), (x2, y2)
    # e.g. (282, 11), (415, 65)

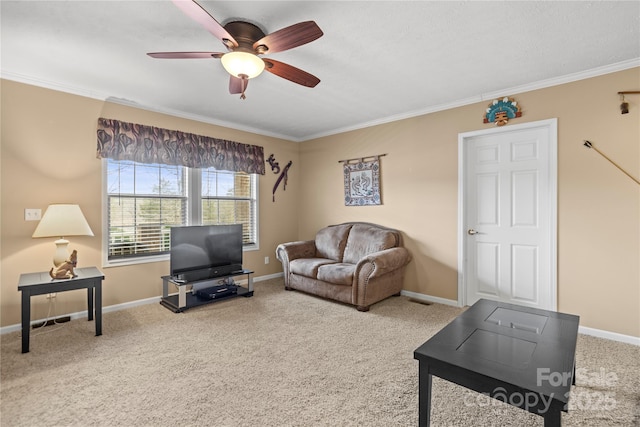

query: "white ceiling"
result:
(2, 1), (639, 141)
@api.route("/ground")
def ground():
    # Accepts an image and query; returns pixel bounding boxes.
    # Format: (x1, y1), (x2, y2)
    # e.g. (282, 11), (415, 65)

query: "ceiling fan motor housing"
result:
(224, 21), (267, 53)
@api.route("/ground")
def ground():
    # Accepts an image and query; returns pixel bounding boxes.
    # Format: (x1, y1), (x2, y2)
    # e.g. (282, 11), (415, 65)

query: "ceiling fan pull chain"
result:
(239, 74), (248, 99)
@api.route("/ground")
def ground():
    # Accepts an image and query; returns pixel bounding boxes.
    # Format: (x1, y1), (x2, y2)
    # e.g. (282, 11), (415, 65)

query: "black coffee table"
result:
(414, 299), (579, 427)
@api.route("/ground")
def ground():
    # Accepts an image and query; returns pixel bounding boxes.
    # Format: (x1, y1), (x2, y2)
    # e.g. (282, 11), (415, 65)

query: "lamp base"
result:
(53, 239), (70, 267)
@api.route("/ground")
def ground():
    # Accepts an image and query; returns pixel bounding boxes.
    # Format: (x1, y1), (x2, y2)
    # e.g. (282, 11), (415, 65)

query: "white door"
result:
(458, 119), (557, 310)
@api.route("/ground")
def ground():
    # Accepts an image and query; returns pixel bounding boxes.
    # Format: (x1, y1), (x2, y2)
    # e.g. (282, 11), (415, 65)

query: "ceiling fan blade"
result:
(171, 0), (238, 48)
(229, 76), (244, 94)
(229, 76), (250, 99)
(253, 21), (323, 54)
(147, 52), (224, 59)
(263, 59), (320, 88)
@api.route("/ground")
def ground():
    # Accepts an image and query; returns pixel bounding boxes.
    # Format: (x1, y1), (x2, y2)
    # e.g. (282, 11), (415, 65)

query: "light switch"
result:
(25, 208), (41, 221)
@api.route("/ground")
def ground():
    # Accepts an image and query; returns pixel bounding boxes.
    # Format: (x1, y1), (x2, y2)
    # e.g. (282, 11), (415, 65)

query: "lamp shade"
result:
(221, 51), (265, 79)
(32, 204), (94, 238)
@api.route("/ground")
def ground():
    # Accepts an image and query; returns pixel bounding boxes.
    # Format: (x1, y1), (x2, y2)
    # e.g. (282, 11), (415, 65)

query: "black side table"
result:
(18, 266), (104, 353)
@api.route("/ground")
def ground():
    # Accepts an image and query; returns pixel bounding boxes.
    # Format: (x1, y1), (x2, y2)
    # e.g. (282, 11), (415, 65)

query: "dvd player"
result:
(194, 284), (238, 300)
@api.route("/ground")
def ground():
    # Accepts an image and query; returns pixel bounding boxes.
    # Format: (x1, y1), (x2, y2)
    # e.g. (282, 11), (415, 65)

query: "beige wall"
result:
(1, 80), (300, 327)
(2, 68), (639, 338)
(298, 68), (639, 338)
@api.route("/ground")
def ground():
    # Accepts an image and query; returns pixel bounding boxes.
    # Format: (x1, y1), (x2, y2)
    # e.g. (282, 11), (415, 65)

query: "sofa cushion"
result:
(317, 263), (356, 286)
(342, 224), (399, 264)
(315, 224), (353, 261)
(290, 258), (336, 278)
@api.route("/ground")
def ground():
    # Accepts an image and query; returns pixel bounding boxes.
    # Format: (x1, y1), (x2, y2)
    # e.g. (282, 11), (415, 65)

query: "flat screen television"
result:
(170, 224), (243, 281)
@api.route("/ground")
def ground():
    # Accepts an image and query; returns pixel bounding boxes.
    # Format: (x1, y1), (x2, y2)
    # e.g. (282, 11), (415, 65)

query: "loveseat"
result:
(275, 222), (411, 311)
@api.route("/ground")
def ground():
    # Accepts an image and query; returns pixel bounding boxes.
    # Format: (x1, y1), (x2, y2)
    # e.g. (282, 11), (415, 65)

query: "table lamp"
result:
(32, 204), (94, 267)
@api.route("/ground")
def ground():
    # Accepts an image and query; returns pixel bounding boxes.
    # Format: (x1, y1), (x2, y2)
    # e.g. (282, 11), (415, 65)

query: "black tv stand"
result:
(160, 269), (254, 313)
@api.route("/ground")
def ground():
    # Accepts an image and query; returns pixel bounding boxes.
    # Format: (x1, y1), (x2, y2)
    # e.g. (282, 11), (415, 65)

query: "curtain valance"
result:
(96, 118), (265, 174)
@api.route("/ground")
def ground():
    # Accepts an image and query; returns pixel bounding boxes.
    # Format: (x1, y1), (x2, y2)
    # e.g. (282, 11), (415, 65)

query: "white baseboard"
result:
(0, 272), (285, 335)
(400, 290), (639, 346)
(0, 296), (164, 335)
(253, 272), (284, 281)
(5, 276), (637, 347)
(401, 290), (460, 307)
(578, 325), (640, 346)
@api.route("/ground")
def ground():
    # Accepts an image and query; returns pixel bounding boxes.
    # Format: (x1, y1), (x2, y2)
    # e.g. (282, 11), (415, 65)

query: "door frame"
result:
(457, 118), (558, 309)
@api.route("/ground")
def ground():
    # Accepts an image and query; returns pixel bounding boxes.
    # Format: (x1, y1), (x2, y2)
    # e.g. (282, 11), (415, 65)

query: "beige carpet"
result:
(1, 278), (638, 426)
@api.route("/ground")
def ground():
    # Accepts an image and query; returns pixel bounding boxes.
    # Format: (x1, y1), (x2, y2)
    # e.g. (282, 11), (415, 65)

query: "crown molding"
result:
(3, 57), (639, 143)
(0, 71), (296, 142)
(301, 58), (640, 141)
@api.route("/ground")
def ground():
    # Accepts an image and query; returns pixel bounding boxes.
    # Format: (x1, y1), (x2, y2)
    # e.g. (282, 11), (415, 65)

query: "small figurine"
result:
(267, 153), (281, 174)
(50, 250), (78, 279)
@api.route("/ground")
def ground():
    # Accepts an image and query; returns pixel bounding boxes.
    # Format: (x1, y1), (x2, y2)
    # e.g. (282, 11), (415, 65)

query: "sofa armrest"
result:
(276, 240), (317, 263)
(276, 240), (317, 289)
(352, 247), (411, 310)
(356, 247), (411, 280)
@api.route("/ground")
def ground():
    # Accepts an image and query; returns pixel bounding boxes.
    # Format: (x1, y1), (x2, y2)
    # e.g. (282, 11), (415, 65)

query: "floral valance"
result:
(96, 118), (265, 174)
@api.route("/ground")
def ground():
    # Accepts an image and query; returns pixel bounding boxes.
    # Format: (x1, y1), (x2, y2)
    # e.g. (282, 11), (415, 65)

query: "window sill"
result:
(103, 253), (169, 269)
(102, 245), (258, 269)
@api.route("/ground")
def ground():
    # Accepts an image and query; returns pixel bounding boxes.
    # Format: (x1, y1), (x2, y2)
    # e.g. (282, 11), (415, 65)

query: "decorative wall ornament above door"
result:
(483, 97), (522, 126)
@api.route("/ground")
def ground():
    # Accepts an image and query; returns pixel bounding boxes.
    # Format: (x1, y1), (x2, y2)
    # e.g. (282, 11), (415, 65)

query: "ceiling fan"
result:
(148, 0), (323, 99)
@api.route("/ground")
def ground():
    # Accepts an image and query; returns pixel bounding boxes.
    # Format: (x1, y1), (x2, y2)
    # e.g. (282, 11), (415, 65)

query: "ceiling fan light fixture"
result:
(221, 51), (265, 79)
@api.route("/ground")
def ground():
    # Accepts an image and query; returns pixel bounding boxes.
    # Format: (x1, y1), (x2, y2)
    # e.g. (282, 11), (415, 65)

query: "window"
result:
(201, 169), (257, 245)
(104, 159), (258, 266)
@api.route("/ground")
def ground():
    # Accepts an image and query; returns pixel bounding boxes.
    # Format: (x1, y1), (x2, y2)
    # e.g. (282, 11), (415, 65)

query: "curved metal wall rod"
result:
(583, 140), (640, 186)
(338, 153), (387, 164)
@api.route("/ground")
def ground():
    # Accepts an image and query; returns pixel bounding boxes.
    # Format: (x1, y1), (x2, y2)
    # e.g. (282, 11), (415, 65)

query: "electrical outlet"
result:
(264, 256), (270, 264)
(25, 208), (42, 221)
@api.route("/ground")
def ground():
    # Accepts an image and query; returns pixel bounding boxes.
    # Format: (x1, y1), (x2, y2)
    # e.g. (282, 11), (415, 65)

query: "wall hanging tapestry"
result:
(96, 118), (265, 174)
(483, 97), (522, 126)
(339, 154), (385, 206)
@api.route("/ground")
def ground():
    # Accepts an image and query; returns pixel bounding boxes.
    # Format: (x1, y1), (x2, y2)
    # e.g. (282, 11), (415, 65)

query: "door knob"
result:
(467, 229), (479, 235)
